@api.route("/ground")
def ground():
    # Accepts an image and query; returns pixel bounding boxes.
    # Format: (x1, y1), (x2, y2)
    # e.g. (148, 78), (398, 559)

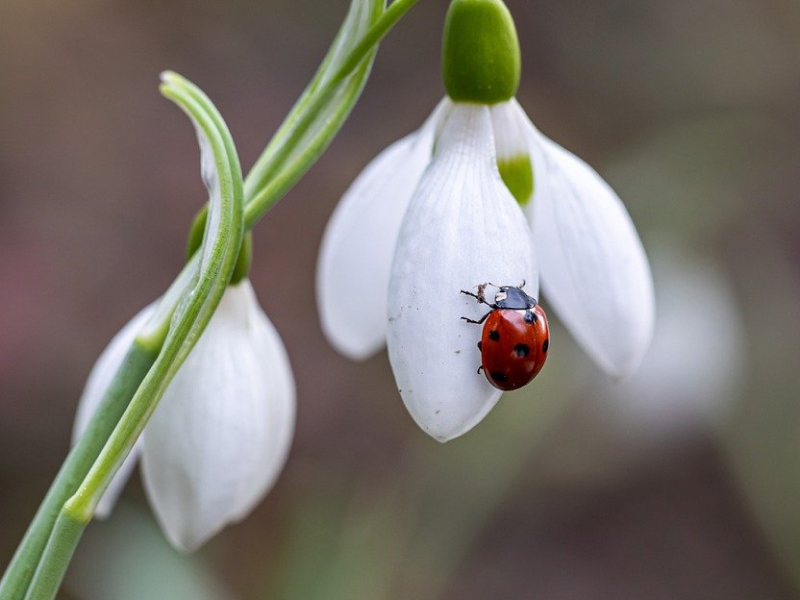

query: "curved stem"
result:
(63, 79), (243, 522)
(244, 55), (372, 227)
(243, 0), (422, 226)
(3, 73), (245, 600)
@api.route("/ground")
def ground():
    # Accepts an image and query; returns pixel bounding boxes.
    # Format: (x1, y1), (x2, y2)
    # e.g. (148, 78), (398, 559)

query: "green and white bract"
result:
(73, 280), (295, 551)
(316, 100), (654, 442)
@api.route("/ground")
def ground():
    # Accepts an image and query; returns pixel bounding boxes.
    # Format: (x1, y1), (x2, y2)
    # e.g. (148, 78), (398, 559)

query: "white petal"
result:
(517, 101), (654, 377)
(73, 305), (155, 518)
(142, 280), (295, 552)
(490, 101), (536, 208)
(316, 100), (450, 360)
(387, 104), (538, 443)
(490, 100), (530, 162)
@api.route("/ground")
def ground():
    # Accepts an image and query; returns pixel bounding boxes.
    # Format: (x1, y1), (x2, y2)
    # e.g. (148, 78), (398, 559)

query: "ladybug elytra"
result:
(461, 282), (550, 391)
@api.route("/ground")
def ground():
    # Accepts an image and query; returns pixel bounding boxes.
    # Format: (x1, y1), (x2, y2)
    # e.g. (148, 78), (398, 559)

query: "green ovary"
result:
(498, 155), (533, 206)
(442, 0), (521, 104)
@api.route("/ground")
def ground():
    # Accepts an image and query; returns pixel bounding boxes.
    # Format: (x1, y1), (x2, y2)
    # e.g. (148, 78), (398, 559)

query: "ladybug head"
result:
(494, 285), (537, 310)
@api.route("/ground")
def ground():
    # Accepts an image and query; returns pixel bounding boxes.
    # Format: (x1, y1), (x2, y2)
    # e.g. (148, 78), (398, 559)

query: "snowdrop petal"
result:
(387, 104), (537, 443)
(72, 304), (155, 518)
(490, 100), (534, 206)
(317, 100), (450, 360)
(141, 280), (295, 551)
(517, 101), (654, 377)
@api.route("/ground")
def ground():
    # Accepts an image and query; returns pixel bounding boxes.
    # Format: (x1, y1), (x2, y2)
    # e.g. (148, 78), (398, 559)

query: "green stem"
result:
(21, 512), (85, 600)
(243, 0), (422, 226)
(0, 342), (158, 600)
(242, 0), (382, 202)
(244, 57), (371, 227)
(3, 73), (244, 600)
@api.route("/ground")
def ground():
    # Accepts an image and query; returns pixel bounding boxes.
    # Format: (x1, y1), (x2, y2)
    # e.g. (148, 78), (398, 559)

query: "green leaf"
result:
(76, 71), (246, 521)
(243, 0), (423, 227)
(18, 73), (245, 600)
(244, 0), (383, 206)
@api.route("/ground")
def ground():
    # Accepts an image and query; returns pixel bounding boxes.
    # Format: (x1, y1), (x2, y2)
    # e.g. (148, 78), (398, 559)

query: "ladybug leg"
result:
(460, 288), (497, 308)
(477, 365), (484, 375)
(460, 288), (489, 304)
(461, 311), (491, 325)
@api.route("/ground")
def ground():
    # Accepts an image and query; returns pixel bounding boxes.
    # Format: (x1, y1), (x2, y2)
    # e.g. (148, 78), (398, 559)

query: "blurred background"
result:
(2, 0), (800, 598)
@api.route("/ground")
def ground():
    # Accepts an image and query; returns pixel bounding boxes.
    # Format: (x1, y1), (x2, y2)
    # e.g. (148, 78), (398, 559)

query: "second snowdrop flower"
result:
(317, 0), (655, 442)
(74, 277), (296, 551)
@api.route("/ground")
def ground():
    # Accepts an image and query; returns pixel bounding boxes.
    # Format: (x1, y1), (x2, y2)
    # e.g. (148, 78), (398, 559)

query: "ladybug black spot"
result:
(490, 371), (508, 382)
(514, 343), (530, 358)
(489, 330), (500, 341)
(542, 339), (549, 352)
(524, 310), (536, 324)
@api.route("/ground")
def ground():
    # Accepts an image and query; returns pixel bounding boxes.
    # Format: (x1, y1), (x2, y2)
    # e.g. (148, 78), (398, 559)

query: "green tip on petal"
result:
(498, 155), (533, 206)
(442, 0), (521, 105)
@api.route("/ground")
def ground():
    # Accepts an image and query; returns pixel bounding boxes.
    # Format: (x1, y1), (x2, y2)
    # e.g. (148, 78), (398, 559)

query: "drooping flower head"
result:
(74, 122), (296, 551)
(74, 280), (295, 551)
(317, 0), (655, 442)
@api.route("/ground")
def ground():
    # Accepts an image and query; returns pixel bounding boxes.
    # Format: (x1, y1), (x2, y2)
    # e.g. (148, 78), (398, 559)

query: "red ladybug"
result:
(461, 282), (550, 391)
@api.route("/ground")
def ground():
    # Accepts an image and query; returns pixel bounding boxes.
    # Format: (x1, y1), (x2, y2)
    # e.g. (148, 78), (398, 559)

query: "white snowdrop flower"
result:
(317, 0), (654, 440)
(73, 280), (296, 551)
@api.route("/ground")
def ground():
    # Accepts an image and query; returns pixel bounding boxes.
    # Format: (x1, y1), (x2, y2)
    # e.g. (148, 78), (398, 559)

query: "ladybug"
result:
(460, 282), (550, 391)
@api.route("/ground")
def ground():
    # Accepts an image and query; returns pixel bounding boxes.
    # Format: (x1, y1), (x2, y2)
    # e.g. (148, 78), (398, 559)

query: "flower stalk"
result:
(243, 0), (422, 225)
(18, 70), (246, 600)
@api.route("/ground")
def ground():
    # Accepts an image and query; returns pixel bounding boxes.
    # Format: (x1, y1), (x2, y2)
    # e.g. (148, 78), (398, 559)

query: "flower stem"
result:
(21, 74), (243, 600)
(21, 512), (85, 600)
(243, 0), (422, 227)
(2, 72), (245, 600)
(0, 341), (158, 600)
